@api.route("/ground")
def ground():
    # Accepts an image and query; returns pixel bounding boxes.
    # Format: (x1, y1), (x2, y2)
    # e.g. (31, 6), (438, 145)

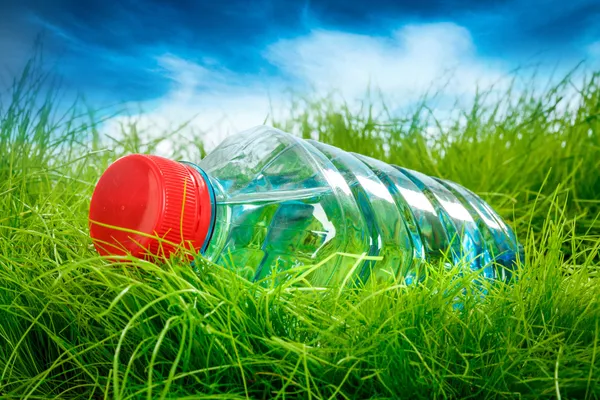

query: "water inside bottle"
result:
(197, 126), (522, 286)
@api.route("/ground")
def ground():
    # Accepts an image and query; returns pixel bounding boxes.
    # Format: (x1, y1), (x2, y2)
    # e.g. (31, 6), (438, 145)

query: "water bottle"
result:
(89, 125), (523, 286)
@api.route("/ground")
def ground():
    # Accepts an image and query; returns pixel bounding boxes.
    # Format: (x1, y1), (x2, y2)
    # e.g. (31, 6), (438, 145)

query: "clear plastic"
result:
(196, 126), (523, 286)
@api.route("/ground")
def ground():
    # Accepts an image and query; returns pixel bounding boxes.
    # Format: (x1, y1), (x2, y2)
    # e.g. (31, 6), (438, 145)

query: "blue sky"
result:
(1, 0), (599, 148)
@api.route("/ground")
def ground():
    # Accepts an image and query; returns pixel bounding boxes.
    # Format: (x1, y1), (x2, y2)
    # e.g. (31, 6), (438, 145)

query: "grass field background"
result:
(1, 60), (600, 399)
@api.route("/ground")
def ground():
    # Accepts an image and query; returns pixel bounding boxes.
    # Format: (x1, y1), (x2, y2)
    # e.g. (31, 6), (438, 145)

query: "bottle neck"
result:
(180, 161), (217, 255)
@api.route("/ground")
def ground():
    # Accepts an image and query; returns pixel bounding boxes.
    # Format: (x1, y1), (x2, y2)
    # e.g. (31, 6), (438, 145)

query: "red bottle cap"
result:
(89, 154), (213, 260)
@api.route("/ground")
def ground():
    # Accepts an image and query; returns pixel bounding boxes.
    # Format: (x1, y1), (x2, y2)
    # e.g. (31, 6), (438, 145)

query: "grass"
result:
(0, 59), (599, 399)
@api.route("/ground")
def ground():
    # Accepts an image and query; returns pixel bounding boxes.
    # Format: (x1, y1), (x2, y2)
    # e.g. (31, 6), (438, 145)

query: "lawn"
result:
(1, 62), (599, 399)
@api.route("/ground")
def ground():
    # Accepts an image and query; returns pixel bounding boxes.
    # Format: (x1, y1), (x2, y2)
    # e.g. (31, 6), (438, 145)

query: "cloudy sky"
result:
(1, 0), (599, 148)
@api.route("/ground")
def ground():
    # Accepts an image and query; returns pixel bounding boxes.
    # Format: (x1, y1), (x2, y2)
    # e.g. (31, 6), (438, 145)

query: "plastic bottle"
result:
(89, 125), (523, 286)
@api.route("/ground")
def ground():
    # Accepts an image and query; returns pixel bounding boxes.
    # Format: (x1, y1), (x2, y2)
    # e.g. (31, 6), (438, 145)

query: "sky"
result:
(1, 0), (599, 150)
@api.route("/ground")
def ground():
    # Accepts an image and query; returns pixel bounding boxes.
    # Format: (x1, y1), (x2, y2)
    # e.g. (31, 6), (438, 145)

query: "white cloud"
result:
(100, 54), (292, 156)
(265, 23), (509, 103)
(100, 22), (516, 155)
